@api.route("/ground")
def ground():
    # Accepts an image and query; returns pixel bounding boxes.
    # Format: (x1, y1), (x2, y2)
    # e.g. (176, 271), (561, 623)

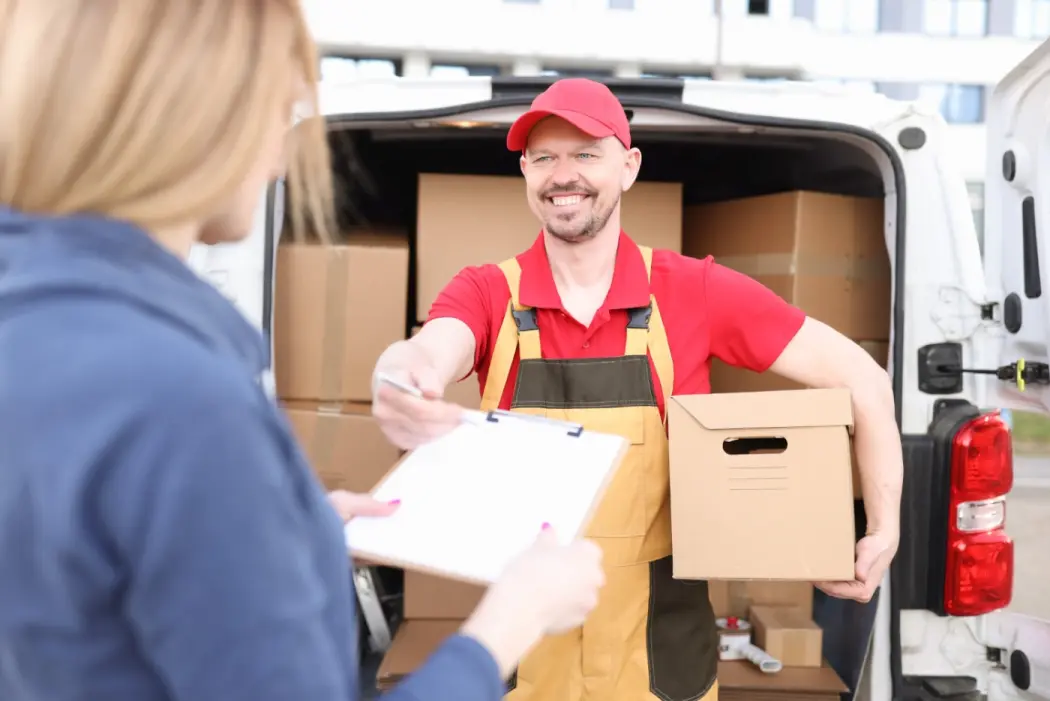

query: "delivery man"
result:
(371, 78), (903, 701)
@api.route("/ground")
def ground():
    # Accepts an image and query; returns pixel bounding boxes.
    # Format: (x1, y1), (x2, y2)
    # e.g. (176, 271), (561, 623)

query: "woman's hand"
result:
(327, 490), (401, 523)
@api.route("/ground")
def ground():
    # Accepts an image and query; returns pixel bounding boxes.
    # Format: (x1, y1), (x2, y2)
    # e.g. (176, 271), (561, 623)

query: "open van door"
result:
(982, 39), (1050, 416)
(978, 38), (1050, 701)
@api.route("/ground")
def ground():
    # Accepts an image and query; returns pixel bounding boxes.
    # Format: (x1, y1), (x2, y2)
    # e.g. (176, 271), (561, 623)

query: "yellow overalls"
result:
(480, 245), (719, 701)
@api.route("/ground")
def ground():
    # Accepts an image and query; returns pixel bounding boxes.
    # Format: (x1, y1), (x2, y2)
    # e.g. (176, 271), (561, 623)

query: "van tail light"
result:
(943, 411), (1014, 616)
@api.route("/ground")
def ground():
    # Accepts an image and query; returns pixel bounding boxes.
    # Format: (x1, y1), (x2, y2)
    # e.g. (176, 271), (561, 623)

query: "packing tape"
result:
(716, 617), (752, 661)
(715, 253), (888, 280)
(320, 249), (350, 400)
(312, 405), (343, 488)
(740, 643), (783, 674)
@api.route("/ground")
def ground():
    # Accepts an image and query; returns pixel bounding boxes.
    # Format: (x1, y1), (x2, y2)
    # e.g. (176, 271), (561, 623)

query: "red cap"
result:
(506, 78), (631, 152)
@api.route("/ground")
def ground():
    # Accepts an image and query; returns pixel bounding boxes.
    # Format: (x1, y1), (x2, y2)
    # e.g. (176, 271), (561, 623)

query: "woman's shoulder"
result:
(2, 294), (263, 429)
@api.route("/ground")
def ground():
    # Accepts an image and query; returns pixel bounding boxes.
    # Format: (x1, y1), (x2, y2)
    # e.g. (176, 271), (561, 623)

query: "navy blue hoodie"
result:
(0, 208), (503, 701)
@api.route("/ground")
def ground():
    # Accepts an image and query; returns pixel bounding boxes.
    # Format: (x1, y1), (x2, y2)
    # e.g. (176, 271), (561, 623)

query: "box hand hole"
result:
(722, 436), (788, 455)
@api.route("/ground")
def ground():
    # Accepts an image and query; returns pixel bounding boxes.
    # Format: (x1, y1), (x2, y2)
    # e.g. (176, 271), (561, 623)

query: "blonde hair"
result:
(0, 0), (333, 241)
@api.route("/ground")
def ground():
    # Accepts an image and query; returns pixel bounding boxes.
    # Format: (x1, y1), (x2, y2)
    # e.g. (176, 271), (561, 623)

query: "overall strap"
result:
(637, 246), (675, 411)
(480, 258), (532, 410)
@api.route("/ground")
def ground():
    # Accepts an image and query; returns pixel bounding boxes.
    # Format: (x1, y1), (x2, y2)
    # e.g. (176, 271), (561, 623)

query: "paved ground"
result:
(1007, 454), (1050, 622)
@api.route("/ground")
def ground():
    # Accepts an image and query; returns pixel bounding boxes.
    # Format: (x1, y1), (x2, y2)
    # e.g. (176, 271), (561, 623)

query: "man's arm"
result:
(376, 318), (476, 391)
(767, 317), (902, 541)
(374, 265), (493, 394)
(704, 259), (900, 600)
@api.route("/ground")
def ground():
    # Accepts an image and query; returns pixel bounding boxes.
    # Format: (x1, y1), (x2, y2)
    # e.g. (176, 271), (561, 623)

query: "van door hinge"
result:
(918, 342), (1050, 394)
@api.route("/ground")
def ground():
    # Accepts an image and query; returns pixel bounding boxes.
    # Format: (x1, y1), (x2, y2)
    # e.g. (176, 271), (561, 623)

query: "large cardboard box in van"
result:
(668, 388), (856, 581)
(682, 191), (889, 341)
(284, 402), (401, 494)
(403, 570), (485, 619)
(415, 174), (683, 319)
(274, 231), (409, 402)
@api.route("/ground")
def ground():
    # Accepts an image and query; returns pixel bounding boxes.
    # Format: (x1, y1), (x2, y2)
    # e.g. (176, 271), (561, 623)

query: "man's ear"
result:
(622, 147), (642, 191)
(520, 153), (527, 176)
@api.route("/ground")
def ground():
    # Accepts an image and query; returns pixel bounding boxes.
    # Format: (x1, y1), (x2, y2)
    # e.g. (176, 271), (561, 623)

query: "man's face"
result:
(520, 117), (641, 244)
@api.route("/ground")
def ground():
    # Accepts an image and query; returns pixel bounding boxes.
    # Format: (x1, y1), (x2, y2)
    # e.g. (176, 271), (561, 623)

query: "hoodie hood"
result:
(0, 206), (269, 379)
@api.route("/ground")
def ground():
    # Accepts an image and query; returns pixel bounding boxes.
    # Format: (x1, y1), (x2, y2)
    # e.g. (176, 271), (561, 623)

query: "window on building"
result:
(1014, 0), (1050, 39)
(748, 0), (770, 14)
(609, 0), (634, 8)
(320, 56), (400, 81)
(642, 72), (713, 80)
(924, 0), (988, 36)
(918, 83), (986, 123)
(813, 0), (880, 33)
(431, 64), (503, 77)
(542, 68), (615, 78)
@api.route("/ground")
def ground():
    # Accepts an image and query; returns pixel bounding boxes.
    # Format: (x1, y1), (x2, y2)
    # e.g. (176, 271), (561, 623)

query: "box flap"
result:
(670, 388), (853, 432)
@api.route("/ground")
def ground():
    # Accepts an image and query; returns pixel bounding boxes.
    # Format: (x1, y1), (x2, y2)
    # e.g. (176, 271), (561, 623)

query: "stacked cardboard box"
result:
(273, 230), (410, 493)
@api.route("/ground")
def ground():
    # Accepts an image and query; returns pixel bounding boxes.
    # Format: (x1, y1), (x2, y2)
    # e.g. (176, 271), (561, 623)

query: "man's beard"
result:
(546, 192), (619, 244)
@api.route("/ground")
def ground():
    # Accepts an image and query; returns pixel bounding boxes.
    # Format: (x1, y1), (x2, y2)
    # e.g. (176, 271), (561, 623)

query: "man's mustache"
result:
(542, 184), (596, 198)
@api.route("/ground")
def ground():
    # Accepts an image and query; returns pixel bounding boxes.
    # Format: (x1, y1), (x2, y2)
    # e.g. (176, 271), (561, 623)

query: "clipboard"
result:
(344, 409), (630, 586)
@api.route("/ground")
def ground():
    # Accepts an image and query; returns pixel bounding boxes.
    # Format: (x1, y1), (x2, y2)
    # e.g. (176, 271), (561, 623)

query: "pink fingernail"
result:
(388, 499), (401, 506)
(541, 522), (551, 530)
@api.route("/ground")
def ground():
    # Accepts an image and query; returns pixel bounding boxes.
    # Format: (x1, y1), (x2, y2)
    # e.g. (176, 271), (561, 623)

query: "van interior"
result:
(280, 117), (899, 698)
(323, 124), (887, 233)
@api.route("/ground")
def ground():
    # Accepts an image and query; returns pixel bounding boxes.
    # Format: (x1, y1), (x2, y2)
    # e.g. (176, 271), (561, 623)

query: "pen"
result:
(375, 371), (487, 425)
(375, 371), (426, 399)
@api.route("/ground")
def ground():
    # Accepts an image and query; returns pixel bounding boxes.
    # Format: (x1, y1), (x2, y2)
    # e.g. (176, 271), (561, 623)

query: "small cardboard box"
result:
(750, 605), (823, 668)
(404, 570), (486, 620)
(668, 388), (856, 581)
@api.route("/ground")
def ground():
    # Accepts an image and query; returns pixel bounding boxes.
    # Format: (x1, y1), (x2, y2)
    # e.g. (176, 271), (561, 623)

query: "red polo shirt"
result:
(426, 232), (806, 415)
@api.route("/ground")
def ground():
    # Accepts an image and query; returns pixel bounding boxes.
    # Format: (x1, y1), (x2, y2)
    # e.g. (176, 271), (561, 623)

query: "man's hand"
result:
(327, 490), (401, 523)
(815, 530), (898, 603)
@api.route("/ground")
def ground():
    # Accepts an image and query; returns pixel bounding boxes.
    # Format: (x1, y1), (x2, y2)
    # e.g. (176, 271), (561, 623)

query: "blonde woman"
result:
(0, 2), (604, 700)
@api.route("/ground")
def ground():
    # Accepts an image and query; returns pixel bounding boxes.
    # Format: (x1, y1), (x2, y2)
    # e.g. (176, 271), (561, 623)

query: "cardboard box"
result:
(750, 606), (823, 668)
(377, 619), (465, 691)
(709, 580), (813, 620)
(668, 388), (857, 580)
(416, 174), (683, 319)
(718, 660), (847, 701)
(274, 232), (409, 402)
(683, 191), (890, 341)
(404, 570), (486, 619)
(284, 402), (401, 493)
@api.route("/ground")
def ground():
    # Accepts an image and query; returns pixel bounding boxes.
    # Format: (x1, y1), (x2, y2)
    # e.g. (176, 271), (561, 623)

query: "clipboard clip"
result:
(482, 409), (585, 438)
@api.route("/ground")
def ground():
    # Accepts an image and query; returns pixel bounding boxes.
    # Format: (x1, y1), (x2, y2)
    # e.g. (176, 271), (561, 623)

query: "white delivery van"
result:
(192, 41), (1050, 701)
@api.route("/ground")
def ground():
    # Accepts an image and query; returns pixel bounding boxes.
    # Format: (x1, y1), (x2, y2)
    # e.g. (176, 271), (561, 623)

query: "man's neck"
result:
(544, 219), (621, 292)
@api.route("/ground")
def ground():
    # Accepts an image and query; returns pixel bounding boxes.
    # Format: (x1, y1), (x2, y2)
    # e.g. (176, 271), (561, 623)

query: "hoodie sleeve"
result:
(378, 634), (506, 701)
(97, 382), (351, 701)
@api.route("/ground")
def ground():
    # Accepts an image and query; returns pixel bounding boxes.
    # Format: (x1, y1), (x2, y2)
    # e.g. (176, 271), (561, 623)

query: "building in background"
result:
(308, 0), (1050, 245)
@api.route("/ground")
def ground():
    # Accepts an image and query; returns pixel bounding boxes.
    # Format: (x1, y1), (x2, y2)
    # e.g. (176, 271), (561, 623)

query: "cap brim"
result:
(506, 108), (616, 151)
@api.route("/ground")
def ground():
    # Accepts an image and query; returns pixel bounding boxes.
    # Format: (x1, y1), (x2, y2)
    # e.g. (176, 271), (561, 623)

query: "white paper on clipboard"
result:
(344, 412), (629, 585)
